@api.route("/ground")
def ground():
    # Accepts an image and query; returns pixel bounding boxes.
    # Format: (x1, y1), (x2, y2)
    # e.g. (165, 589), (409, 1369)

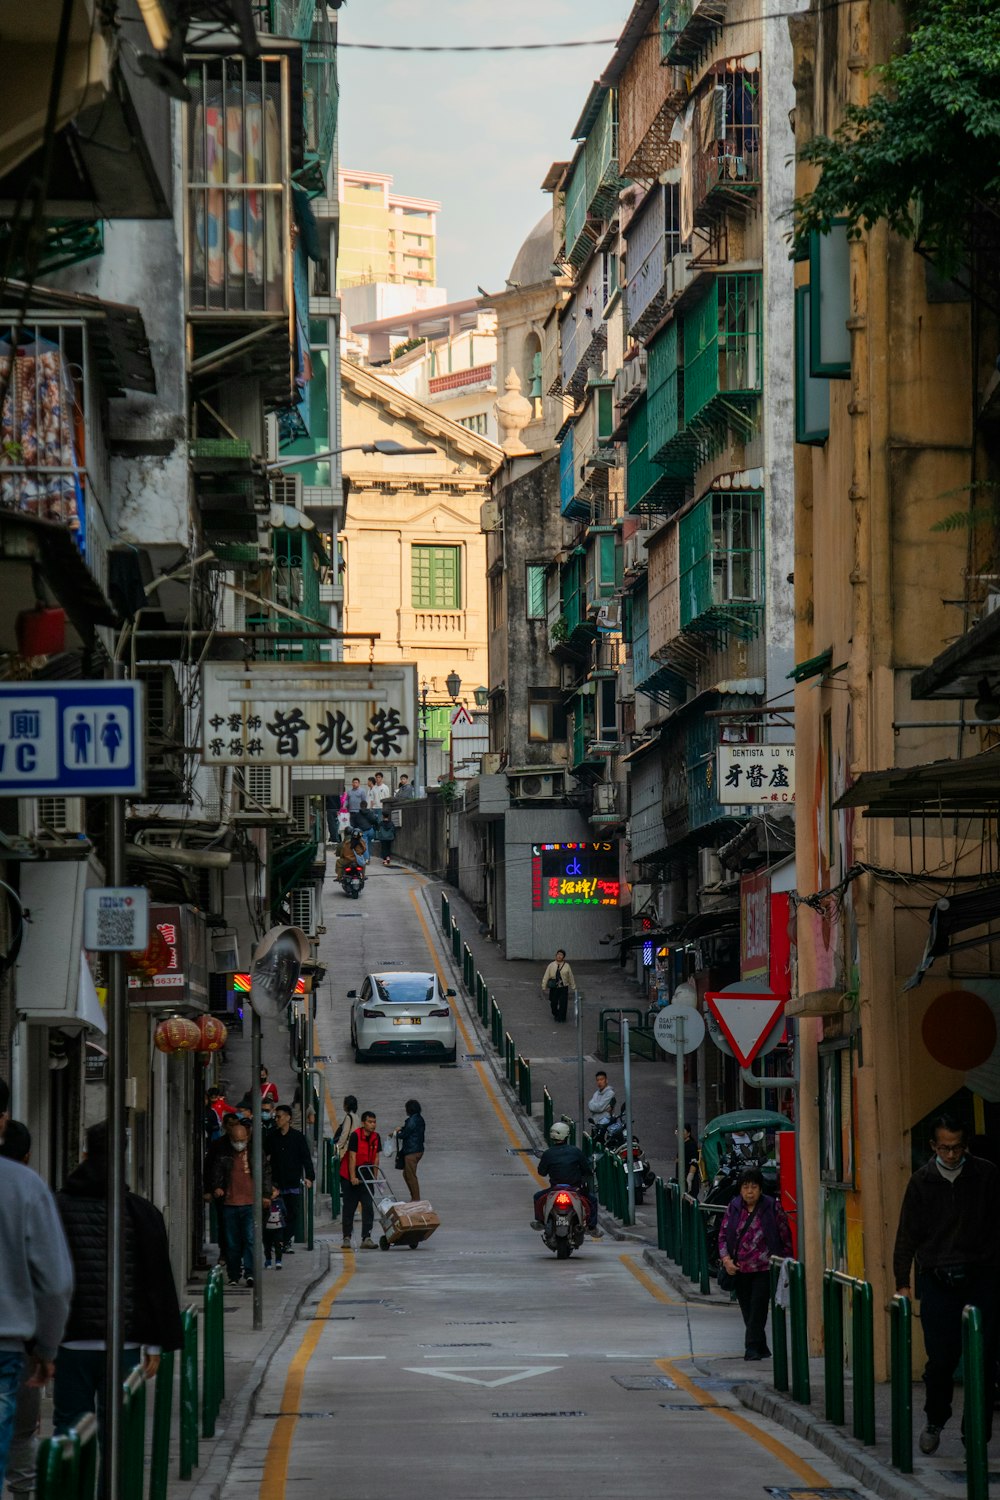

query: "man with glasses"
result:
(340, 1111), (381, 1251)
(893, 1113), (1000, 1455)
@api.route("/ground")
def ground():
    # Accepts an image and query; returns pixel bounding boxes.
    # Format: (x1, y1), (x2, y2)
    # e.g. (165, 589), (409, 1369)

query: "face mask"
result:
(261, 1113), (272, 1123)
(233, 1141), (247, 1153)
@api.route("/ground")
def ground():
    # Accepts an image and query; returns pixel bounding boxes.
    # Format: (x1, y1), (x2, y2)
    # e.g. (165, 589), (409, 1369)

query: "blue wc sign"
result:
(0, 682), (145, 796)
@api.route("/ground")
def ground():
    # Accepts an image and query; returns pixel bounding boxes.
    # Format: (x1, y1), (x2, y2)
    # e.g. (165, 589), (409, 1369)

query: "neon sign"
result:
(232, 972), (307, 996)
(530, 842), (620, 909)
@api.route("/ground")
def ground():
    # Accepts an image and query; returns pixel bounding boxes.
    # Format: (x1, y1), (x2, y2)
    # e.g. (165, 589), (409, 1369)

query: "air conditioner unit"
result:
(480, 499), (501, 532)
(592, 783), (617, 814)
(617, 662), (634, 701)
(232, 765), (292, 821)
(288, 883), (318, 937)
(510, 770), (565, 801)
(136, 664), (185, 801)
(698, 848), (722, 889)
(480, 753), (502, 775)
(290, 794), (313, 835)
(270, 472), (303, 509)
(19, 796), (86, 840)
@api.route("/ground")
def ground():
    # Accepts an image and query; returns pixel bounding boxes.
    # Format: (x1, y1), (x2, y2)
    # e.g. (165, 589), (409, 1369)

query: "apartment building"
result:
(338, 168), (440, 290)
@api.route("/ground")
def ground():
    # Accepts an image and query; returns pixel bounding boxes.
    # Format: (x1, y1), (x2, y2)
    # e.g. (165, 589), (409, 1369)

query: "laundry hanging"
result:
(0, 335), (84, 534)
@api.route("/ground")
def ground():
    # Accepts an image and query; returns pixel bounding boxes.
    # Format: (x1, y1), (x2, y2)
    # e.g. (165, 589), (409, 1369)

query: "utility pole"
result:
(104, 791), (127, 1500)
(251, 1008), (264, 1329)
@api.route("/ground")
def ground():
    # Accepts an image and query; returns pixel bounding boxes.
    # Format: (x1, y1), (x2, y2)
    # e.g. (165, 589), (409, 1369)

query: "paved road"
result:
(230, 863), (876, 1500)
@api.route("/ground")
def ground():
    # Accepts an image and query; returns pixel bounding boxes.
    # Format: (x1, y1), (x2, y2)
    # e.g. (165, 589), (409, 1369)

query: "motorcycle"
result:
(701, 1131), (779, 1268)
(592, 1107), (655, 1207)
(340, 862), (365, 899)
(534, 1184), (587, 1259)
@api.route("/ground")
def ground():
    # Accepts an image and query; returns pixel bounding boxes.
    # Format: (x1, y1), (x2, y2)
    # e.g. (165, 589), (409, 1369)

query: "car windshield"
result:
(374, 976), (435, 1004)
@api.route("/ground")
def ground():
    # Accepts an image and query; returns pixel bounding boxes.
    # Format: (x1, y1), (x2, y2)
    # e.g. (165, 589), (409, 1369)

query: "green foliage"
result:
(391, 336), (427, 360)
(929, 481), (1000, 531)
(550, 614), (569, 644)
(793, 0), (1000, 268)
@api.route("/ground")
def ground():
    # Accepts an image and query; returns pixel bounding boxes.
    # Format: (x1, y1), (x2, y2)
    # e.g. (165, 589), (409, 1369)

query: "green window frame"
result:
(526, 564), (547, 620)
(412, 545), (461, 609)
(819, 1039), (856, 1188)
(598, 533), (617, 589)
(596, 384), (614, 442)
(794, 285), (830, 445)
(809, 220), (851, 378)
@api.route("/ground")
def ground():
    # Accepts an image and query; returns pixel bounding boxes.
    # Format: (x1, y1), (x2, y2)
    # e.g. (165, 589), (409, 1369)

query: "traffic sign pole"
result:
(674, 1011), (685, 1251)
(623, 1018), (635, 1224)
(105, 791), (127, 1500)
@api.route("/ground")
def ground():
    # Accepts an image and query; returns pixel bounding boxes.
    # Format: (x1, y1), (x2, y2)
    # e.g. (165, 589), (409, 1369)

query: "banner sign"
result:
(717, 744), (795, 805)
(201, 663), (417, 767)
(530, 842), (620, 909)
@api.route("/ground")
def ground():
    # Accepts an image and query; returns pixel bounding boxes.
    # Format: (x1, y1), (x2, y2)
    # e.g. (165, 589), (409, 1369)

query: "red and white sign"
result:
(451, 704), (474, 727)
(704, 983), (787, 1068)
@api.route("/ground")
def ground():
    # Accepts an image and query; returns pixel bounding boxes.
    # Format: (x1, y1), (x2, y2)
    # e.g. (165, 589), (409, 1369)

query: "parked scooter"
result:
(591, 1107), (655, 1207)
(701, 1131), (778, 1267)
(340, 862), (365, 899)
(535, 1184), (588, 1259)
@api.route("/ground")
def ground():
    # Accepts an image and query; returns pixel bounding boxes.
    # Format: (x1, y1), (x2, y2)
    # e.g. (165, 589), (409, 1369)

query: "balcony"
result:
(398, 607), (467, 642)
(185, 53), (297, 405)
(589, 635), (627, 679)
(660, 0), (727, 68)
(624, 184), (682, 341)
(428, 363), (494, 396)
(679, 490), (763, 642)
(589, 780), (625, 826)
(683, 273), (762, 450)
(257, 0), (314, 39)
(564, 88), (630, 267)
(303, 6), (338, 181)
(692, 71), (761, 225)
(561, 389), (618, 523)
(625, 391), (691, 519)
(190, 439), (266, 545)
(560, 252), (616, 399)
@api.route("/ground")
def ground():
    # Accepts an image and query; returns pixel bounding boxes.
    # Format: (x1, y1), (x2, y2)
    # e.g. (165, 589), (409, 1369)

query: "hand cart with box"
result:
(357, 1164), (440, 1250)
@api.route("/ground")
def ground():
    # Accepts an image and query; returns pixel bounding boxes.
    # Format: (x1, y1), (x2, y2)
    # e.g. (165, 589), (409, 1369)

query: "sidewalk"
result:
(423, 877), (983, 1500)
(417, 875), (695, 1211)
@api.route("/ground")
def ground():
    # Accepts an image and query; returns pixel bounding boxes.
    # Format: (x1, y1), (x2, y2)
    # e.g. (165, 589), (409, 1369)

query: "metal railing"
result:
(890, 1294), (913, 1474)
(964, 1306), (989, 1500)
(823, 1270), (875, 1443)
(769, 1257), (810, 1405)
(179, 1306), (199, 1479)
(36, 1413), (98, 1500)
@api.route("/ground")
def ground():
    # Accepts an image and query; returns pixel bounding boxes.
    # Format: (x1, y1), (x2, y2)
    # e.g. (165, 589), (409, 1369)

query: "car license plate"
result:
(393, 1017), (420, 1026)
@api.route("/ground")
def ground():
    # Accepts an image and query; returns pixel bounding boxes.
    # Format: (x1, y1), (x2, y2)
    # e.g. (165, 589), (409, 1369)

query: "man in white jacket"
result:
(540, 950), (575, 1023)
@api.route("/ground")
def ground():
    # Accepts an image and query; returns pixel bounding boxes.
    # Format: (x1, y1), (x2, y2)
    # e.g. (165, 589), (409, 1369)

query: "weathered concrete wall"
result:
(392, 795), (447, 879)
(502, 808), (619, 962)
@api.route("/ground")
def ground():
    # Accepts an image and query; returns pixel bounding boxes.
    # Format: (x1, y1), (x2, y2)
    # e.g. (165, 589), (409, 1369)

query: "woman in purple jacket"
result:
(718, 1167), (793, 1360)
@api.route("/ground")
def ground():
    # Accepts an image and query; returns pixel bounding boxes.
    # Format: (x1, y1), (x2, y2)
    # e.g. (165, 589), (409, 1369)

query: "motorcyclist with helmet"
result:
(531, 1121), (602, 1239)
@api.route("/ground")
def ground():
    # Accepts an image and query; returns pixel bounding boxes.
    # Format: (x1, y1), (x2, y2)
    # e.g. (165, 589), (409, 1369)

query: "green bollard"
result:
(789, 1261), (811, 1405)
(179, 1306), (199, 1480)
(890, 1295), (913, 1474)
(202, 1273), (220, 1438)
(441, 892), (450, 932)
(77, 1415), (98, 1500)
(543, 1088), (553, 1139)
(150, 1353), (174, 1500)
(122, 1366), (147, 1500)
(823, 1272), (845, 1425)
(655, 1179), (666, 1251)
(307, 1183), (315, 1250)
(697, 1207), (710, 1295)
(770, 1261), (789, 1393)
(853, 1279), (875, 1444)
(329, 1154), (341, 1216)
(451, 919), (461, 960)
(36, 1432), (77, 1500)
(963, 1306), (988, 1500)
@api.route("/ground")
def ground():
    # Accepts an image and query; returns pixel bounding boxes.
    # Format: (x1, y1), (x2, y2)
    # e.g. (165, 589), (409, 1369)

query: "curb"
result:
(418, 880), (653, 1248)
(641, 1245), (727, 1304)
(186, 1240), (332, 1500)
(733, 1382), (940, 1500)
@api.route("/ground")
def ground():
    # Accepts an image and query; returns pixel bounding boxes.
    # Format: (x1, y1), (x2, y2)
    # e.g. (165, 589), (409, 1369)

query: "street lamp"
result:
(265, 440), (437, 472)
(420, 680), (430, 794)
(446, 670), (462, 701)
(474, 685), (489, 707)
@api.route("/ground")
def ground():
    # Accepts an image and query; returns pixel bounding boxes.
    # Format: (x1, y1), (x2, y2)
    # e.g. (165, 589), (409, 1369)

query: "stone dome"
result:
(507, 209), (554, 289)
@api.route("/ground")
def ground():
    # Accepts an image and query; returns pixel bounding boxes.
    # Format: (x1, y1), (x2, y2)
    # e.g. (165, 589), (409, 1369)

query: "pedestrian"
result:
(378, 810), (397, 866)
(893, 1113), (1000, 1454)
(540, 949), (575, 1023)
(340, 1111), (381, 1251)
(333, 1096), (360, 1165)
(203, 1112), (239, 1266)
(263, 1194), (288, 1269)
(345, 776), (367, 830)
(717, 1167), (793, 1360)
(396, 1100), (425, 1200)
(258, 1065), (279, 1107)
(0, 1120), (44, 1500)
(677, 1122), (699, 1194)
(362, 787), (380, 857)
(326, 789), (348, 841)
(368, 770), (391, 813)
(208, 1121), (271, 1287)
(395, 774), (416, 801)
(266, 1104), (315, 1254)
(205, 1086), (228, 1142)
(54, 1120), (183, 1486)
(588, 1071), (616, 1142)
(0, 1080), (73, 1495)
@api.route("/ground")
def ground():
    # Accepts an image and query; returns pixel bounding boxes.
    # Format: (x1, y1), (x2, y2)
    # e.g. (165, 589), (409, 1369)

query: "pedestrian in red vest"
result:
(340, 1112), (381, 1251)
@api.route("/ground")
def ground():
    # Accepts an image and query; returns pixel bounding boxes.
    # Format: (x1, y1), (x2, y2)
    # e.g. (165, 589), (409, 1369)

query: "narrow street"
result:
(229, 864), (874, 1500)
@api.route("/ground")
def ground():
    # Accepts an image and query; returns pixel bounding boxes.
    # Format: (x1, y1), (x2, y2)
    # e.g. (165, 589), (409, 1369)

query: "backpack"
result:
(334, 1112), (359, 1161)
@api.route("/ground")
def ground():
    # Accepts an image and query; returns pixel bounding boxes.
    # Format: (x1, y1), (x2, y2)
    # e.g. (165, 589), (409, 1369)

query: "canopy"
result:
(700, 1108), (793, 1179)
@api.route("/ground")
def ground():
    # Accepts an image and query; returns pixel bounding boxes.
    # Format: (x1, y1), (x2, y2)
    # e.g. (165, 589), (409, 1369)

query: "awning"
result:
(903, 884), (1000, 989)
(621, 736), (661, 763)
(788, 648), (833, 684)
(834, 748), (1000, 818)
(0, 512), (118, 646)
(911, 605), (1000, 701)
(1, 282), (155, 395)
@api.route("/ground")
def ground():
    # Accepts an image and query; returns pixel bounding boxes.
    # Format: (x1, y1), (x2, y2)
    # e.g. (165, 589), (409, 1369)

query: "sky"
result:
(336, 0), (635, 300)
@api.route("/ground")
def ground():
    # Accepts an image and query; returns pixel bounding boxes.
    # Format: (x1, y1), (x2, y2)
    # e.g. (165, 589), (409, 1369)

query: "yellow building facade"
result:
(337, 168), (440, 289)
(790, 0), (1000, 1367)
(339, 361), (499, 713)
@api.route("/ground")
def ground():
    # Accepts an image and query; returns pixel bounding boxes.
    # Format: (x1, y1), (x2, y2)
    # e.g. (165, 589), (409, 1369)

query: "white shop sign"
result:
(717, 744), (795, 805)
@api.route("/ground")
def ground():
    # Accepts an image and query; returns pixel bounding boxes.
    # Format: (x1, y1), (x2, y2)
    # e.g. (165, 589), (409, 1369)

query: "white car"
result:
(349, 971), (457, 1063)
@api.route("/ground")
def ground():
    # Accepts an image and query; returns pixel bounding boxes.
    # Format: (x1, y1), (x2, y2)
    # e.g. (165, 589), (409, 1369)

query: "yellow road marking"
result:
(407, 884), (545, 1188)
(259, 1257), (356, 1498)
(619, 1255), (829, 1487)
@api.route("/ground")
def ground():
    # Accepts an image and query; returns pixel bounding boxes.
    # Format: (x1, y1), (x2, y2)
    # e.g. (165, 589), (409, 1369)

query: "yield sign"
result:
(403, 1365), (560, 1388)
(704, 983), (787, 1067)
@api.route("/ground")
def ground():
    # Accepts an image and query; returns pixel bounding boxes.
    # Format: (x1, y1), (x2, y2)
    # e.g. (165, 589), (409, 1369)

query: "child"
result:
(263, 1192), (288, 1269)
(378, 811), (397, 866)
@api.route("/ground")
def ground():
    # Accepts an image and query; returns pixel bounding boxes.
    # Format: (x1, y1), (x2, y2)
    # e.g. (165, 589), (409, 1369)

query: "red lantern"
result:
(196, 1015), (227, 1053)
(154, 1016), (201, 1055)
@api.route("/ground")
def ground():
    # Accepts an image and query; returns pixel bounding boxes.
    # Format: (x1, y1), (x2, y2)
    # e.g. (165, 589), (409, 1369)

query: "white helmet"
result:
(549, 1121), (571, 1144)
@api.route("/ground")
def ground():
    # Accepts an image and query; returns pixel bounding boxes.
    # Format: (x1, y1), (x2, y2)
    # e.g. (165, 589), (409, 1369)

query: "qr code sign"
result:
(83, 888), (148, 953)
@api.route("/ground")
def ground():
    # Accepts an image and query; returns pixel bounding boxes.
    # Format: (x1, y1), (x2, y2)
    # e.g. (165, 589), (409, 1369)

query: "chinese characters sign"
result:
(201, 664), (418, 767)
(531, 842), (621, 909)
(717, 744), (795, 805)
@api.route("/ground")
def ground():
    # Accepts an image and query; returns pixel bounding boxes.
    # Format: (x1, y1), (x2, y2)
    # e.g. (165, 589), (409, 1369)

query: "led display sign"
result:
(530, 842), (620, 909)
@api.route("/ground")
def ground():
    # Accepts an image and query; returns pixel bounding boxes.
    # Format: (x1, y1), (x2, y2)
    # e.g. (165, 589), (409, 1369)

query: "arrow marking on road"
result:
(403, 1365), (561, 1388)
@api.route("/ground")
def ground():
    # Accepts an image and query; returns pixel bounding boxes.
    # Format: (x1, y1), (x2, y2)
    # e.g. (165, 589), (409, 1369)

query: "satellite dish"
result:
(248, 926), (310, 1019)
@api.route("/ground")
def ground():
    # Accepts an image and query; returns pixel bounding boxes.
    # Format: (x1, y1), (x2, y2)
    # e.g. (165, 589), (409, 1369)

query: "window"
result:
(526, 565), (547, 620)
(528, 702), (553, 741)
(809, 221), (851, 378)
(819, 1041), (855, 1187)
(598, 679), (617, 740)
(528, 694), (567, 742)
(459, 413), (488, 435)
(488, 569), (505, 631)
(596, 384), (614, 443)
(794, 285), (830, 445)
(412, 545), (461, 609)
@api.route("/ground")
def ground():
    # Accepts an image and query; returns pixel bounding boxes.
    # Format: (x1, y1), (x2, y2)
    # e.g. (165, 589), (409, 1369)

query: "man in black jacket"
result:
(893, 1113), (1000, 1455)
(54, 1122), (183, 1474)
(266, 1106), (314, 1252)
(532, 1122), (601, 1238)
